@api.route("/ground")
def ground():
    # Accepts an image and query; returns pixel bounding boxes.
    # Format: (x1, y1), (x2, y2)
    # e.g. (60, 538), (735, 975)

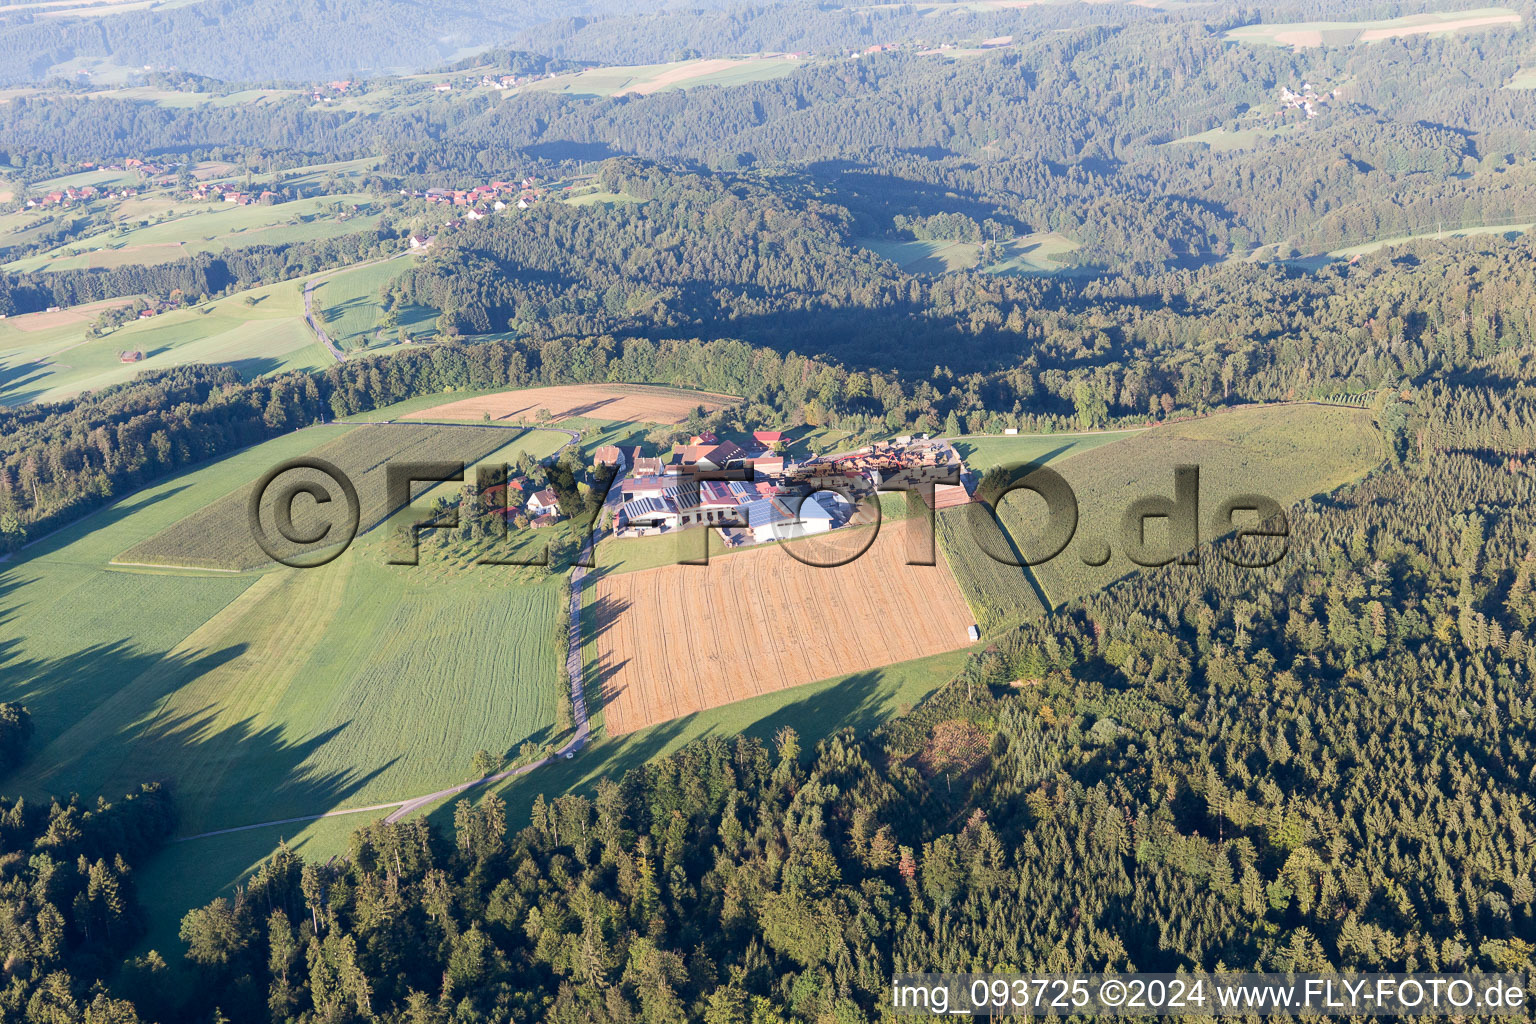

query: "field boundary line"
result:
(106, 560), (245, 573)
(173, 801), (411, 842)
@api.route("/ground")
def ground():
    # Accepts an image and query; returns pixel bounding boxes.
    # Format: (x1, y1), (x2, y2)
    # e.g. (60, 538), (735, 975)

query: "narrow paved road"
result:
(302, 251), (409, 362)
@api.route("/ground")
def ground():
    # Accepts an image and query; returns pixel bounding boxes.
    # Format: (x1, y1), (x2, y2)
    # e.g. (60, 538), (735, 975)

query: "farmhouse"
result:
(526, 487), (561, 517)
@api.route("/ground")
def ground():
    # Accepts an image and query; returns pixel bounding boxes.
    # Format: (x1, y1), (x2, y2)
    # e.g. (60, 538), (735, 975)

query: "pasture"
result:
(0, 279), (330, 406)
(312, 257), (435, 350)
(402, 383), (737, 425)
(937, 430), (1139, 632)
(1328, 222), (1534, 259)
(590, 518), (978, 735)
(962, 404), (1382, 614)
(1224, 8), (1520, 48)
(4, 193), (383, 273)
(2, 423), (571, 840)
(1508, 68), (1536, 89)
(857, 231), (1080, 274)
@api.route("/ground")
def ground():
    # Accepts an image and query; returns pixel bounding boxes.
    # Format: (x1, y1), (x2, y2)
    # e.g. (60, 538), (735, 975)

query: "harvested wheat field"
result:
(592, 519), (978, 735)
(402, 384), (737, 425)
(7, 297), (136, 331)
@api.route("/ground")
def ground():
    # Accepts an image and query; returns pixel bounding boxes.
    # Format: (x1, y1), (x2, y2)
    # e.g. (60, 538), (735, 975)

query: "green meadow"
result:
(937, 405), (1382, 636)
(0, 277), (331, 406)
(4, 192), (384, 272)
(1224, 7), (1520, 47)
(312, 257), (437, 350)
(858, 231), (1081, 275)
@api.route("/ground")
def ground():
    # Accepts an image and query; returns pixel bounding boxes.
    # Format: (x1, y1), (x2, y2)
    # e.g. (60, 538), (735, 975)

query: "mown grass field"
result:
(858, 231), (1081, 275)
(1, 418), (577, 947)
(0, 278), (331, 406)
(948, 406), (1382, 627)
(937, 409), (1380, 631)
(1328, 222), (1533, 258)
(938, 431), (1140, 633)
(116, 423), (548, 570)
(525, 56), (800, 99)
(312, 258), (436, 350)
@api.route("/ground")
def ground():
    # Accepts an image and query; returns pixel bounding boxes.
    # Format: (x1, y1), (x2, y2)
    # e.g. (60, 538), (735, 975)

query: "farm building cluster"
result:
(601, 431), (976, 547)
(24, 183), (142, 209)
(1279, 82), (1341, 118)
(190, 181), (281, 206)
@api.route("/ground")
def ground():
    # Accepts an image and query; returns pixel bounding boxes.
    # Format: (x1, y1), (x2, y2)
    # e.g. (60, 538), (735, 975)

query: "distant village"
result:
(399, 176), (547, 212)
(1280, 82), (1342, 119)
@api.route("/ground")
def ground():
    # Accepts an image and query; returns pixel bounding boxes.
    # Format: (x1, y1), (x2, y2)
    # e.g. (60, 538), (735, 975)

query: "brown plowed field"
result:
(401, 384), (736, 425)
(592, 519), (978, 735)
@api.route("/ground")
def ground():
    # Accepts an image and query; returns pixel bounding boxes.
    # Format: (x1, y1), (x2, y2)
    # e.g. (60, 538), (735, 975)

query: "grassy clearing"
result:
(1507, 68), (1536, 89)
(563, 190), (646, 208)
(1328, 222), (1534, 258)
(938, 431), (1138, 633)
(313, 258), (435, 350)
(1164, 124), (1299, 152)
(5, 193), (383, 273)
(1025, 405), (1380, 608)
(857, 236), (979, 274)
(1225, 7), (1520, 47)
(115, 423), (540, 571)
(525, 56), (799, 99)
(0, 278), (331, 407)
(937, 409), (1379, 629)
(857, 231), (1080, 275)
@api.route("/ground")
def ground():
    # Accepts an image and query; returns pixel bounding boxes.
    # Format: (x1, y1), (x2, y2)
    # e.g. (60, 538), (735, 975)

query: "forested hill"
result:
(4, 7), (1534, 269)
(0, 0), (721, 84)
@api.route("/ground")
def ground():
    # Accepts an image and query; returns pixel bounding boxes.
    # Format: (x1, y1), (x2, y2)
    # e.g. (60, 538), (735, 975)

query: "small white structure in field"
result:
(967, 624), (981, 641)
(1004, 427), (1019, 435)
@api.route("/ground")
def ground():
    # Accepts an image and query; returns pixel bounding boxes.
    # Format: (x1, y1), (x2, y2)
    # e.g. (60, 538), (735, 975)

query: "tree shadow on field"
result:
(226, 355), (284, 381)
(9, 483), (194, 563)
(1, 634), (394, 837)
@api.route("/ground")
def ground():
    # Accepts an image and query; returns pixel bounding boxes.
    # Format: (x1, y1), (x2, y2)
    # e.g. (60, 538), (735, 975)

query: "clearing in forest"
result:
(1225, 8), (1520, 48)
